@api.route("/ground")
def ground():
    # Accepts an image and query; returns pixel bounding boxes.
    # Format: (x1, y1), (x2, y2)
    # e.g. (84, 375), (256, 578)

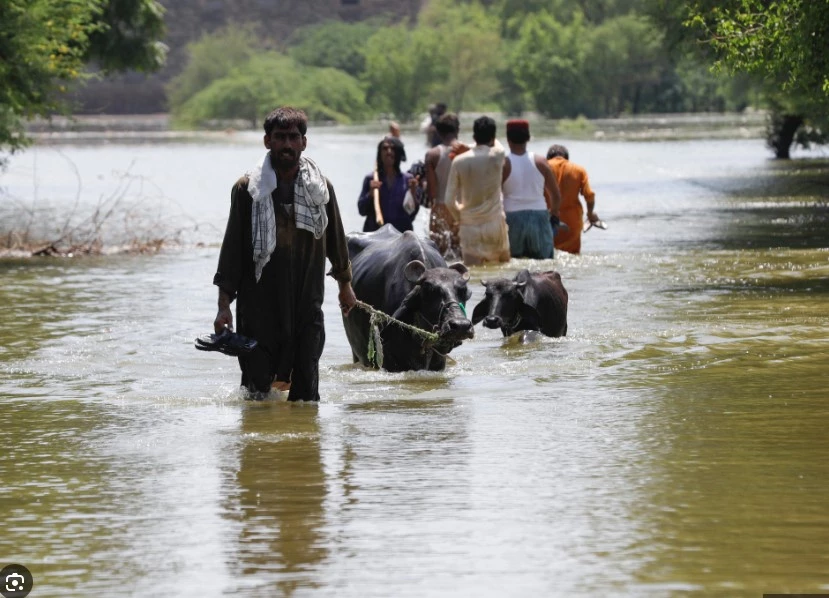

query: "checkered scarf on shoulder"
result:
(247, 152), (329, 282)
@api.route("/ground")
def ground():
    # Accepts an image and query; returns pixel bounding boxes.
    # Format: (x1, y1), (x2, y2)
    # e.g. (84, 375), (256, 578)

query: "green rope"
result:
(354, 299), (440, 369)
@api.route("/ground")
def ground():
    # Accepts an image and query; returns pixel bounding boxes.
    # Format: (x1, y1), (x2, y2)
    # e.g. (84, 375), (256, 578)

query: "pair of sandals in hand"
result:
(194, 328), (257, 356)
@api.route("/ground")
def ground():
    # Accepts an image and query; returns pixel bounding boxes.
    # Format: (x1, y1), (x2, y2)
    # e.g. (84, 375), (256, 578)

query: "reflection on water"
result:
(226, 403), (328, 596)
(1, 135), (828, 596)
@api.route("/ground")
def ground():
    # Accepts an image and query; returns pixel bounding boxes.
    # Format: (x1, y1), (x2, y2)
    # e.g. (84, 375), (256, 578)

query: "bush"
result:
(172, 52), (369, 128)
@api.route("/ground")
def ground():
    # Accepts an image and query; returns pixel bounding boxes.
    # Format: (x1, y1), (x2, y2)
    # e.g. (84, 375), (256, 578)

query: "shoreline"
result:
(25, 111), (769, 145)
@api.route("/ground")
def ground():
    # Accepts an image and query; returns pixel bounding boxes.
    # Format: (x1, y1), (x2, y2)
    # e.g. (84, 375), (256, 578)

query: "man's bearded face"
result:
(265, 125), (306, 170)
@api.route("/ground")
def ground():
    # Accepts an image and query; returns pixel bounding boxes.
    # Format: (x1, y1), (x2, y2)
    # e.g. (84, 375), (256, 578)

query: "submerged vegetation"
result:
(0, 165), (194, 257)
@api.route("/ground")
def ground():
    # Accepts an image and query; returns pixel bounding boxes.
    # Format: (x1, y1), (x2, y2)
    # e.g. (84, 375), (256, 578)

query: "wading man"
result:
(547, 144), (599, 254)
(502, 120), (562, 259)
(212, 107), (357, 401)
(444, 116), (511, 266)
(424, 112), (461, 258)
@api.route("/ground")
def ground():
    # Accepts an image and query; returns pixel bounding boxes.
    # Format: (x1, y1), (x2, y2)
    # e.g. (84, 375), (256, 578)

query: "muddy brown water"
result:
(1, 130), (828, 597)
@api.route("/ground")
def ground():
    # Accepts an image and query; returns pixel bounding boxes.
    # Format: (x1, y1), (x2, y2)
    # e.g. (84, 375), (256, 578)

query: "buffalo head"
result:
(472, 278), (527, 336)
(397, 260), (474, 349)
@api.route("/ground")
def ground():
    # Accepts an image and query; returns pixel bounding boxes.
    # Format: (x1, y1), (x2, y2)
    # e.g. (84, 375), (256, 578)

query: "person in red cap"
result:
(502, 119), (562, 259)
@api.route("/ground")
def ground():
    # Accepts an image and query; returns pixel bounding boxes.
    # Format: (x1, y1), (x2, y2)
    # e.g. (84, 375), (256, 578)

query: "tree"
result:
(584, 15), (668, 115)
(509, 11), (590, 118)
(289, 20), (381, 78)
(83, 0), (166, 74)
(362, 25), (443, 121)
(418, 0), (503, 112)
(679, 0), (829, 157)
(166, 24), (257, 112)
(0, 0), (165, 161)
(685, 1), (829, 96)
(171, 52), (368, 128)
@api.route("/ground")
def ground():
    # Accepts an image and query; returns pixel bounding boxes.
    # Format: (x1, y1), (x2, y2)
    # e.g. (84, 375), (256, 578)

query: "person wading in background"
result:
(424, 112), (462, 258)
(547, 144), (599, 254)
(358, 136), (420, 233)
(444, 116), (510, 266)
(501, 119), (562, 259)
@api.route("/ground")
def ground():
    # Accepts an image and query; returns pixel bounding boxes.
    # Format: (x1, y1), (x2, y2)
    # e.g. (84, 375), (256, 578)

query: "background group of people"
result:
(358, 108), (600, 264)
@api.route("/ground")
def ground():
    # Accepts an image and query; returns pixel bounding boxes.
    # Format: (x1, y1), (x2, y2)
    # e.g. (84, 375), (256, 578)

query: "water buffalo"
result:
(343, 225), (474, 371)
(472, 269), (568, 338)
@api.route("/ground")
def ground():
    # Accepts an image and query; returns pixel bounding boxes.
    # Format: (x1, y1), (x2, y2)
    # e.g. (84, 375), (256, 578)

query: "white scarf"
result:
(247, 152), (330, 282)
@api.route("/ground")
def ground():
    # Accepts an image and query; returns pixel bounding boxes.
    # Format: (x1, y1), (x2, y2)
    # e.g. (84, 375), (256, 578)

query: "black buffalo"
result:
(343, 225), (474, 371)
(472, 269), (568, 338)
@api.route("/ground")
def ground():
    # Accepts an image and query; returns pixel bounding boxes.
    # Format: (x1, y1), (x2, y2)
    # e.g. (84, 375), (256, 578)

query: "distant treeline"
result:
(166, 0), (757, 129)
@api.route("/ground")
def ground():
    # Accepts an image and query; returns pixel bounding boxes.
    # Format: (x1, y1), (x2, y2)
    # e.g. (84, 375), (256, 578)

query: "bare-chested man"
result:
(424, 112), (462, 258)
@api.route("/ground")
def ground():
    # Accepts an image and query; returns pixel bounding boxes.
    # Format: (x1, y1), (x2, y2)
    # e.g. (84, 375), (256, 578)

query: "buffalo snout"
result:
(441, 317), (474, 340)
(483, 315), (503, 329)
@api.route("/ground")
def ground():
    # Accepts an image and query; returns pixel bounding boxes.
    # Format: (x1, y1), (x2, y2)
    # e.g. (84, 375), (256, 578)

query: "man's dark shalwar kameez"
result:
(213, 176), (352, 401)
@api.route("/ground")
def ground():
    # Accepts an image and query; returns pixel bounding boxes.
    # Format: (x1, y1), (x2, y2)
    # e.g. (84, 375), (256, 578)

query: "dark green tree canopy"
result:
(645, 0), (829, 157)
(0, 0), (166, 158)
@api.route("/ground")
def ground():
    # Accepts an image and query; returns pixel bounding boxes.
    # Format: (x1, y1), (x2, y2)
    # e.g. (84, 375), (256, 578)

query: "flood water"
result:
(1, 128), (828, 597)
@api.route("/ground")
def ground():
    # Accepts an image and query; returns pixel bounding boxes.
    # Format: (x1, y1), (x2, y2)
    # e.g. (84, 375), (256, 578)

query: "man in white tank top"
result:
(501, 120), (562, 259)
(424, 113), (461, 258)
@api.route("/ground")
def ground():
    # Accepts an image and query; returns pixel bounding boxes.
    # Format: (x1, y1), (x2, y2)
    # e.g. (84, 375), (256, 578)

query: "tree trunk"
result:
(768, 114), (803, 159)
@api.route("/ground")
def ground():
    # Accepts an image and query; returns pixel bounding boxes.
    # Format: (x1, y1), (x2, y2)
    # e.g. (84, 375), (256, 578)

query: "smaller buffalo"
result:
(472, 269), (568, 338)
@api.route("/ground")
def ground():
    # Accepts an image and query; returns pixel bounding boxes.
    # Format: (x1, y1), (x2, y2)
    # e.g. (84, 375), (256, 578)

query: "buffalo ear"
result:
(480, 279), (488, 287)
(404, 260), (427, 283)
(471, 298), (489, 325)
(448, 262), (470, 281)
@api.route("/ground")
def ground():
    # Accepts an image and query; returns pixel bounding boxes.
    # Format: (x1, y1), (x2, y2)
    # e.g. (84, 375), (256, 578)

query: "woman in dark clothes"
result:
(358, 136), (420, 233)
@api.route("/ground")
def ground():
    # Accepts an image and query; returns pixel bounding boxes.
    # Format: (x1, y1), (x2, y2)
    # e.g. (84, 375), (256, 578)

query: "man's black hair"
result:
(435, 113), (460, 136)
(472, 116), (496, 145)
(547, 144), (569, 160)
(264, 107), (308, 136)
(506, 126), (530, 144)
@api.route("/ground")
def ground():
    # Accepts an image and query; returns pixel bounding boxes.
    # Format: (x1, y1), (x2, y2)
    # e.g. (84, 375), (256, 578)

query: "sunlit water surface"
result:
(1, 131), (828, 597)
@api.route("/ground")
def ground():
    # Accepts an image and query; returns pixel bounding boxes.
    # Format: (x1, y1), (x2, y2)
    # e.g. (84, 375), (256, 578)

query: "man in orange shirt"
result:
(547, 144), (600, 254)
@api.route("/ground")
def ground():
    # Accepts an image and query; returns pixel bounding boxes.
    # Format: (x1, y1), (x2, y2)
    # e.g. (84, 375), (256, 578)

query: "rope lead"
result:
(353, 299), (440, 369)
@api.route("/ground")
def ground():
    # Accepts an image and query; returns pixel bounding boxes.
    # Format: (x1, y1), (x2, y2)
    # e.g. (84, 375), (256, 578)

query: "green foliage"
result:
(584, 14), (668, 115)
(494, 0), (650, 37)
(557, 115), (595, 136)
(362, 24), (443, 121)
(509, 12), (590, 118)
(289, 20), (381, 78)
(685, 0), (829, 97)
(300, 67), (370, 123)
(417, 0), (503, 112)
(172, 52), (368, 128)
(0, 0), (97, 153)
(166, 24), (258, 111)
(0, 0), (165, 158)
(84, 0), (166, 73)
(494, 45), (530, 116)
(674, 0), (829, 154)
